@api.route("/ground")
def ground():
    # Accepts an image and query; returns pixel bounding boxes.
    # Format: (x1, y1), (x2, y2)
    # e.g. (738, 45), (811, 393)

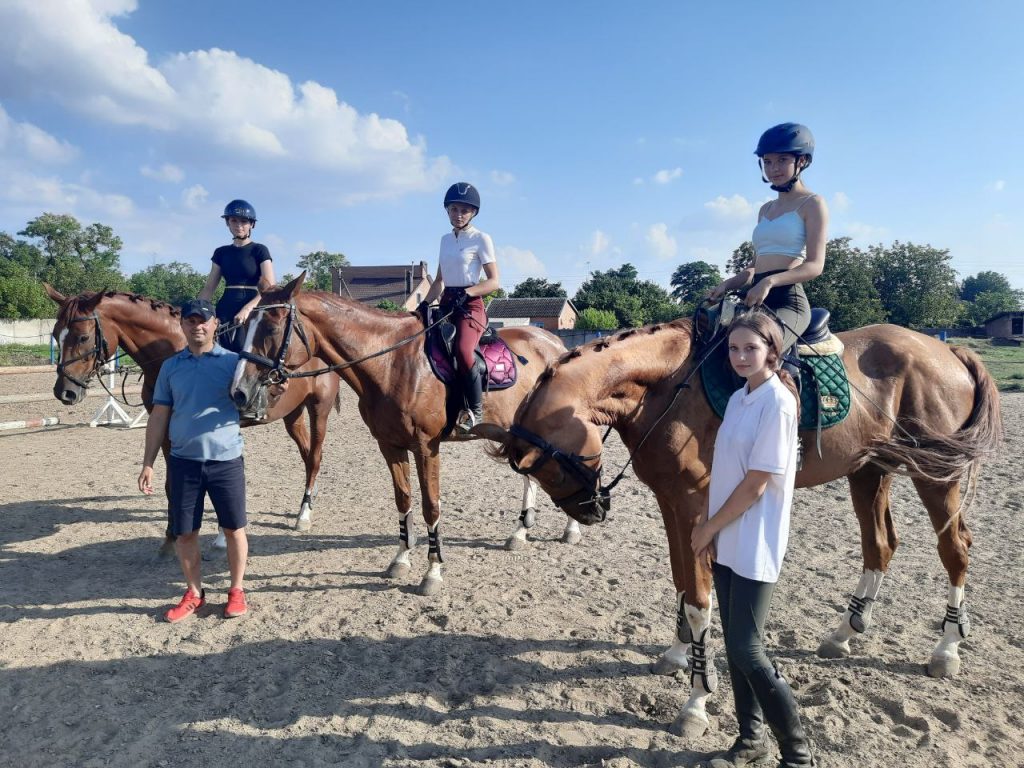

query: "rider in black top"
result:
(200, 199), (275, 352)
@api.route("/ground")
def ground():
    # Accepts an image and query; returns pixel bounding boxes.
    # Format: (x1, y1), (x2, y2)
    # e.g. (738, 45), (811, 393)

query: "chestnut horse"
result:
(477, 318), (1001, 736)
(230, 274), (577, 596)
(45, 285), (341, 550)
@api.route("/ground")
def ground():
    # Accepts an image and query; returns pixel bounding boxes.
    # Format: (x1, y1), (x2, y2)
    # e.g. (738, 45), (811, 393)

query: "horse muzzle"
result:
(555, 486), (611, 525)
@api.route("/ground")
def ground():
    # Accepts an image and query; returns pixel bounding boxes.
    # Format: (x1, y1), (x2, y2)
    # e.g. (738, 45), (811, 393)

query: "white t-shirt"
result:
(708, 373), (798, 583)
(438, 226), (495, 287)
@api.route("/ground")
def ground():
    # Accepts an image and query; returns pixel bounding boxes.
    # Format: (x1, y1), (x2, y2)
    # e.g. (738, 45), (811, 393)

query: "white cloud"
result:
(496, 245), (546, 287)
(704, 194), (756, 222)
(832, 191), (851, 213)
(0, 104), (77, 163)
(182, 184), (208, 209)
(0, 168), (133, 219)
(652, 167), (683, 185)
(632, 177), (644, 186)
(589, 230), (610, 257)
(140, 163), (185, 183)
(842, 222), (888, 242)
(0, 1), (450, 201)
(990, 180), (1006, 192)
(646, 223), (677, 261)
(489, 170), (516, 187)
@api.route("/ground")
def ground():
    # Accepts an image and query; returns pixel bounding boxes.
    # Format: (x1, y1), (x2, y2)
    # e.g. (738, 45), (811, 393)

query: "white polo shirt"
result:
(438, 225), (495, 287)
(708, 373), (799, 583)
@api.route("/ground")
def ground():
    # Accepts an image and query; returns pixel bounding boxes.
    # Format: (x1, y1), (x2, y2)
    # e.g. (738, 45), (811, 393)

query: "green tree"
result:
(572, 263), (680, 327)
(871, 241), (961, 328)
(129, 262), (207, 305)
(803, 238), (887, 331)
(376, 299), (405, 311)
(510, 277), (567, 298)
(0, 259), (51, 318)
(18, 213), (126, 295)
(961, 270), (1014, 302)
(483, 287), (507, 307)
(962, 290), (1021, 327)
(726, 241), (756, 274)
(670, 260), (722, 311)
(575, 307), (618, 330)
(296, 250), (349, 291)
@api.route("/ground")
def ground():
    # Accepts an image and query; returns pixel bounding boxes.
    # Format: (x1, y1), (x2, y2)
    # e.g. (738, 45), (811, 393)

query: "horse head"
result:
(476, 375), (611, 525)
(231, 272), (311, 416)
(45, 284), (118, 405)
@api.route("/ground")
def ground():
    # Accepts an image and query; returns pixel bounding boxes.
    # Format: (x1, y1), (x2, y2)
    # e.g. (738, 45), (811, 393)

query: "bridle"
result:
(506, 423), (611, 520)
(56, 312), (112, 389)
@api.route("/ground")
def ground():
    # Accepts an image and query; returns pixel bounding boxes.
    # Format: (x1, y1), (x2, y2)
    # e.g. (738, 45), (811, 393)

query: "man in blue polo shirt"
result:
(138, 298), (249, 622)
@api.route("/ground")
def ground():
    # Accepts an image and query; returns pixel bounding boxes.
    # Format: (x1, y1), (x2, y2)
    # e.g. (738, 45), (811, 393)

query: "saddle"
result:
(697, 303), (852, 458)
(422, 306), (524, 435)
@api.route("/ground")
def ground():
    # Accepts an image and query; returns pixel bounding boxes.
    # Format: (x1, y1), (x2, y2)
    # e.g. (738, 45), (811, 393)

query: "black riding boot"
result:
(457, 366), (484, 433)
(747, 666), (815, 767)
(708, 659), (773, 767)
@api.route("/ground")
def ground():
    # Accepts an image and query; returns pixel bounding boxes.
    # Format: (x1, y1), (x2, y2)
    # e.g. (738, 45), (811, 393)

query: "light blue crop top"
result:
(751, 196), (816, 260)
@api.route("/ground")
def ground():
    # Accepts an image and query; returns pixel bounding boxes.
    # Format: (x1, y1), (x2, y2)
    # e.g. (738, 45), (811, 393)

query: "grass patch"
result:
(0, 343), (53, 366)
(948, 337), (1024, 392)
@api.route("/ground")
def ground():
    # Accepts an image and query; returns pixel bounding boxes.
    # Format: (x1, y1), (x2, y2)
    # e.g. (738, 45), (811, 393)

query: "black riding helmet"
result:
(755, 123), (814, 192)
(222, 199), (257, 224)
(443, 183), (481, 212)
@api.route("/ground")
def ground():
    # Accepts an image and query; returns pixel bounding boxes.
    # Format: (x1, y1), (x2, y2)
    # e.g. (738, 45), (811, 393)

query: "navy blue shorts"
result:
(168, 455), (247, 535)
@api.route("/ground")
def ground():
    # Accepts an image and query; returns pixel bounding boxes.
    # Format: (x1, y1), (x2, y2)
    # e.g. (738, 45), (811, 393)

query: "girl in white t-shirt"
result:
(691, 311), (815, 768)
(422, 183), (501, 433)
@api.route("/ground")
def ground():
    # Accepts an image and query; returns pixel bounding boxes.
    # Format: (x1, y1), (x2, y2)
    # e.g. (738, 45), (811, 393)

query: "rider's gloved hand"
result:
(452, 290), (471, 310)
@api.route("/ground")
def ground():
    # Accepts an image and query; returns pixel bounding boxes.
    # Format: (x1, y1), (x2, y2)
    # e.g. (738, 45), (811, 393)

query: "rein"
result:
(238, 302), (454, 384)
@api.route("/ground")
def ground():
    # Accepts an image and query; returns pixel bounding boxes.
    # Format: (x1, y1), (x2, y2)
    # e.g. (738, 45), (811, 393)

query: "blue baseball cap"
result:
(179, 298), (216, 321)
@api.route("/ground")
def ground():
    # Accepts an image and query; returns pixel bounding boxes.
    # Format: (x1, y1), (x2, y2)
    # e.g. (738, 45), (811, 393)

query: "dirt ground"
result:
(1, 371), (1021, 768)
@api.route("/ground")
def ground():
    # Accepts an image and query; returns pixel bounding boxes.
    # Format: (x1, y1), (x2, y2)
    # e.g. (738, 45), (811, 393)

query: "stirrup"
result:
(455, 409), (482, 434)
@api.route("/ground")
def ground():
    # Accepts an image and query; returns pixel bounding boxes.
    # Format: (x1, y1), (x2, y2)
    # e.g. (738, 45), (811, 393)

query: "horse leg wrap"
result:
(519, 507), (536, 529)
(942, 603), (971, 639)
(301, 491), (314, 510)
(399, 512), (415, 548)
(428, 526), (444, 563)
(689, 628), (718, 694)
(676, 594), (694, 645)
(847, 594), (874, 634)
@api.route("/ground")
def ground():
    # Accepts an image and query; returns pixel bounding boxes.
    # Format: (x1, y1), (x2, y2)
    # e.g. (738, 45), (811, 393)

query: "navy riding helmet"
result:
(222, 199), (257, 223)
(443, 183), (481, 212)
(755, 123), (815, 191)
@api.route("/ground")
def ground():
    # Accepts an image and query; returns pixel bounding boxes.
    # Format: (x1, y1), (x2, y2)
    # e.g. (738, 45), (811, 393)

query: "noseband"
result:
(506, 424), (611, 520)
(56, 312), (111, 389)
(237, 303), (312, 385)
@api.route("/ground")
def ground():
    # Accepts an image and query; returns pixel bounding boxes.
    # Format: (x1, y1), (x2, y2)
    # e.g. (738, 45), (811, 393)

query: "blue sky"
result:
(1, 1), (1021, 295)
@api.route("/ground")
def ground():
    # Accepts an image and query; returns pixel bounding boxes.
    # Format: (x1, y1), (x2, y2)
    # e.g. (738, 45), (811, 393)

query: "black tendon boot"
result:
(708, 659), (773, 767)
(748, 666), (814, 768)
(457, 366), (484, 434)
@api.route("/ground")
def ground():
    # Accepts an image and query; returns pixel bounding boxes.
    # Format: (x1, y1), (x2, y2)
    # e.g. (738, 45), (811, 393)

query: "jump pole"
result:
(0, 416), (60, 432)
(90, 355), (147, 429)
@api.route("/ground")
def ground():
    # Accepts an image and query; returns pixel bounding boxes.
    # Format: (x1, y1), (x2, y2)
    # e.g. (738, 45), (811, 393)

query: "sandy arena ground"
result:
(0, 370), (1021, 768)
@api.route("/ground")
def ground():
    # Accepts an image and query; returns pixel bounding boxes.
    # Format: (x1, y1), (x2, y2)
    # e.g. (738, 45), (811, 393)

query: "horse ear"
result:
(471, 423), (509, 442)
(43, 283), (67, 305)
(282, 271), (307, 298)
(80, 290), (104, 312)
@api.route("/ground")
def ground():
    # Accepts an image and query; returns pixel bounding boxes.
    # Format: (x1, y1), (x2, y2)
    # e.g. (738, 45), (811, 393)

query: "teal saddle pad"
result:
(699, 345), (852, 431)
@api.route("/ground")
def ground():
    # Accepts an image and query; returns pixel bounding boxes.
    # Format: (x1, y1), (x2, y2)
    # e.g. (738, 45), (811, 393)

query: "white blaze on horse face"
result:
(57, 329), (68, 361)
(231, 308), (264, 393)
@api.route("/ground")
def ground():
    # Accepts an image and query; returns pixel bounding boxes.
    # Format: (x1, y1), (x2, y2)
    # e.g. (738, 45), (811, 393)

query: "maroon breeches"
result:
(441, 289), (487, 372)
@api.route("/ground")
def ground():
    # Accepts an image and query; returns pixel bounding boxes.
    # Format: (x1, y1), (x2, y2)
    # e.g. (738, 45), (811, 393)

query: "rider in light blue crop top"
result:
(751, 196), (816, 261)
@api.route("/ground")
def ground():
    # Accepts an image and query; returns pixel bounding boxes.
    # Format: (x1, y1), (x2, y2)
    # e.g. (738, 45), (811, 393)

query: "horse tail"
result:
(852, 346), (1003, 499)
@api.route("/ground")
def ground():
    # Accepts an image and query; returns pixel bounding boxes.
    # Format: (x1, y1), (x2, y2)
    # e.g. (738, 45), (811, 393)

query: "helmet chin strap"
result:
(761, 158), (805, 193)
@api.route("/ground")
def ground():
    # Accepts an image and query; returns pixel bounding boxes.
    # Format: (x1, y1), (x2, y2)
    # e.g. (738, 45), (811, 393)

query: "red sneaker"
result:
(165, 588), (205, 623)
(224, 587), (248, 618)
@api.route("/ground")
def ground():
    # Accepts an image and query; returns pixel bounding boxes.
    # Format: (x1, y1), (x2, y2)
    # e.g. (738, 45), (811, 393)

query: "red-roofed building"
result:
(331, 262), (433, 310)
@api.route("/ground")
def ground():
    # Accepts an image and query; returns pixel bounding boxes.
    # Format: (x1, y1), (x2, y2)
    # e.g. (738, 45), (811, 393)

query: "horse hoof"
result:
(669, 709), (709, 738)
(561, 528), (583, 546)
(816, 637), (851, 659)
(505, 533), (529, 551)
(650, 654), (688, 676)
(294, 517), (312, 532)
(385, 562), (411, 580)
(417, 577), (443, 597)
(927, 653), (961, 678)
